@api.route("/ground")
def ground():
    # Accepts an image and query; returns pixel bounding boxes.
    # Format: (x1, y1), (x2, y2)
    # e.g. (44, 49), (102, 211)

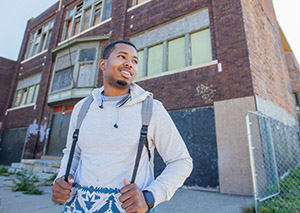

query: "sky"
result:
(0, 0), (299, 64)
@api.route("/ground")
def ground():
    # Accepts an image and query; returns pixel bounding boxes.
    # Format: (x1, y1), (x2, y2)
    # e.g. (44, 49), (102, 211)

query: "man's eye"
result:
(118, 55), (125, 59)
(133, 60), (138, 65)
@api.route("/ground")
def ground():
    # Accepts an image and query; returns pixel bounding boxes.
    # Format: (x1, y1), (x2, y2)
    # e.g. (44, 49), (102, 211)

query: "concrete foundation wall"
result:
(214, 96), (256, 195)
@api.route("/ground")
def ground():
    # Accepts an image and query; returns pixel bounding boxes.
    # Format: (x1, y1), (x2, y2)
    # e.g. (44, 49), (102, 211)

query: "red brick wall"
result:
(0, 57), (17, 132)
(8, 0), (295, 158)
(241, 0), (296, 116)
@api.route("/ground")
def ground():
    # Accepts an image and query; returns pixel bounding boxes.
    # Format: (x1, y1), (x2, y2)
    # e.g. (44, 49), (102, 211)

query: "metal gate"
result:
(246, 111), (300, 212)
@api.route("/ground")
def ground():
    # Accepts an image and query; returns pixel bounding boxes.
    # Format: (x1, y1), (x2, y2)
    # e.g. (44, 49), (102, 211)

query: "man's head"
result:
(100, 40), (139, 95)
(102, 40), (137, 59)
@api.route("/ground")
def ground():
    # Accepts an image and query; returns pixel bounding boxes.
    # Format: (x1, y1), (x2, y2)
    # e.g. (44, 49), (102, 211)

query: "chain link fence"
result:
(246, 111), (300, 212)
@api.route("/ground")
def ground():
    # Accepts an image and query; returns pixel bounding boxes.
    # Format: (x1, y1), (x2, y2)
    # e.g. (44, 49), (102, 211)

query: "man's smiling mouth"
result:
(120, 68), (133, 79)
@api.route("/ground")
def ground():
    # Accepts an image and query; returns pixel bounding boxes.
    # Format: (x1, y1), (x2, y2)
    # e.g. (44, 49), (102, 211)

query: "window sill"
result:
(48, 87), (94, 104)
(127, 0), (152, 12)
(6, 103), (36, 115)
(57, 18), (112, 47)
(21, 50), (48, 64)
(134, 60), (218, 82)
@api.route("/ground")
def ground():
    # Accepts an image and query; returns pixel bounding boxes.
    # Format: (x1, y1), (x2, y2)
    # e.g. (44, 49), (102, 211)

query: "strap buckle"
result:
(141, 125), (148, 136)
(73, 129), (79, 141)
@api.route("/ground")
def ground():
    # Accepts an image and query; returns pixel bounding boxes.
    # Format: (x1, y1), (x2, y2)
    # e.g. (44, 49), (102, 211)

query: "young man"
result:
(52, 40), (193, 213)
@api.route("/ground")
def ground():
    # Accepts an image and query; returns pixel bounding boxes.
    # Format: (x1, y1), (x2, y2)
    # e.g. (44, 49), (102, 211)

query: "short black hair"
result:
(102, 40), (137, 59)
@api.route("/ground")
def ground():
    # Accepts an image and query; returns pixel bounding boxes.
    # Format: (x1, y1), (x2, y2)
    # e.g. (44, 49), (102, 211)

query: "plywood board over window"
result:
(191, 29), (212, 65)
(147, 44), (163, 76)
(168, 37), (185, 71)
(12, 73), (41, 108)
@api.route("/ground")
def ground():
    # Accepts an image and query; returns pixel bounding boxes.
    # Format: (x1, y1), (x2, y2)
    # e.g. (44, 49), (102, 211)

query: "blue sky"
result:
(0, 0), (299, 64)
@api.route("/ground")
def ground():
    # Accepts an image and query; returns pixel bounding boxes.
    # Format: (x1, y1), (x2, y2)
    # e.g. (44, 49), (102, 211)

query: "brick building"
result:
(0, 0), (299, 196)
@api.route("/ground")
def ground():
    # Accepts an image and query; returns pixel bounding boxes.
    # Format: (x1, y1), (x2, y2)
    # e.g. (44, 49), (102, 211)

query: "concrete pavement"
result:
(0, 175), (253, 213)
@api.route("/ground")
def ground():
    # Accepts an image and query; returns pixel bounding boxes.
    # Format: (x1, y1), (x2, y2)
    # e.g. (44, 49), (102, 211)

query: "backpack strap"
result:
(130, 96), (153, 183)
(64, 96), (93, 182)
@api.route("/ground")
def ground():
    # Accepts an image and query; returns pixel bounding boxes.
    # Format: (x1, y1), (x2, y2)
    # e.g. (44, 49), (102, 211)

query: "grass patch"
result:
(244, 166), (300, 212)
(12, 169), (43, 195)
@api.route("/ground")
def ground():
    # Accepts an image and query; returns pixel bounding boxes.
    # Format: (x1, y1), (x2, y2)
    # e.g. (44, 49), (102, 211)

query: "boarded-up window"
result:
(13, 74), (41, 107)
(25, 85), (35, 105)
(191, 28), (212, 65)
(168, 37), (185, 71)
(79, 49), (96, 61)
(62, 0), (111, 41)
(14, 90), (22, 107)
(147, 44), (163, 76)
(56, 52), (77, 70)
(77, 64), (93, 87)
(25, 20), (54, 59)
(83, 7), (92, 31)
(136, 50), (144, 79)
(51, 67), (73, 92)
(33, 84), (40, 103)
(93, 2), (102, 26)
(20, 88), (27, 106)
(104, 0), (112, 20)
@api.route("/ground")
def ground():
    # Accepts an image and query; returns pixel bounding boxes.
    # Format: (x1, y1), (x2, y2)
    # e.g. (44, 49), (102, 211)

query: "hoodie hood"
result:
(91, 83), (152, 107)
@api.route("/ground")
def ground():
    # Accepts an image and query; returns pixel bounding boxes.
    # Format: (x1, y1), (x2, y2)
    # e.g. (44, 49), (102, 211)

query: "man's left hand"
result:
(119, 179), (148, 213)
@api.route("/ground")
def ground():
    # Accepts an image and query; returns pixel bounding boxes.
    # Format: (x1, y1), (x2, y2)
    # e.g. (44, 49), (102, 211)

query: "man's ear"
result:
(99, 59), (106, 71)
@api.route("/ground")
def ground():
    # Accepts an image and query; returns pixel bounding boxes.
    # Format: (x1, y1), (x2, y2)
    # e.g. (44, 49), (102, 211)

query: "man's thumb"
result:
(124, 179), (130, 186)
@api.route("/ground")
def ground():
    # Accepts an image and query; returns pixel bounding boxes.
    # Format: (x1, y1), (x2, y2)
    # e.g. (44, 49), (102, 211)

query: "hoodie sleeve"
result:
(56, 100), (84, 180)
(144, 100), (193, 207)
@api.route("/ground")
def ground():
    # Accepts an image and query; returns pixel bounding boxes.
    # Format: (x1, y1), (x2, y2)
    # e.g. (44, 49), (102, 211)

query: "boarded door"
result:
(0, 127), (27, 165)
(154, 107), (219, 189)
(45, 105), (73, 156)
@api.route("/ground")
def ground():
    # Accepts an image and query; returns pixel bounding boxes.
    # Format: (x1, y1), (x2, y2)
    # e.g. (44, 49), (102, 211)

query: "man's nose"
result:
(124, 60), (133, 68)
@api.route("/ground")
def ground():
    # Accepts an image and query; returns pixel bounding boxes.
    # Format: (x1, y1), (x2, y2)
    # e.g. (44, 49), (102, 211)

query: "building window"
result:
(62, 0), (112, 41)
(13, 84), (40, 107)
(50, 45), (99, 93)
(190, 29), (212, 65)
(25, 20), (54, 59)
(136, 28), (212, 79)
(132, 0), (149, 6)
(168, 37), (185, 71)
(147, 44), (163, 76)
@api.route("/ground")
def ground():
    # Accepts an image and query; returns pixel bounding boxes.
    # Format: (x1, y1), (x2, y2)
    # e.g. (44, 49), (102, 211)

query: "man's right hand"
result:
(51, 175), (74, 204)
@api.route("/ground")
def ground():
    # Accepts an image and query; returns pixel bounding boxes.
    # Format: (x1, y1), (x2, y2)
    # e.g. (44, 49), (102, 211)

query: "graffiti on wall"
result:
(195, 84), (216, 104)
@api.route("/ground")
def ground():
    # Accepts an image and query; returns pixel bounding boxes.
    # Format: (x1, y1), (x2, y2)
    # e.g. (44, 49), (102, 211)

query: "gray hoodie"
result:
(58, 83), (193, 212)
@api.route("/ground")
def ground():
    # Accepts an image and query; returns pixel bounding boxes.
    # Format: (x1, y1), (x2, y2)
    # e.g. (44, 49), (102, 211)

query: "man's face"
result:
(100, 43), (138, 89)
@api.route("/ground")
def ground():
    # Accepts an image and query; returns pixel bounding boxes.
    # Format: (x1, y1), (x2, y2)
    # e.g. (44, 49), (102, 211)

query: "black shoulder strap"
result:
(130, 96), (153, 183)
(64, 96), (93, 182)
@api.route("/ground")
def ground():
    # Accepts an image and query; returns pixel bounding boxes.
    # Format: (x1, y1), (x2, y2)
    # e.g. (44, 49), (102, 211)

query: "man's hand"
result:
(119, 179), (148, 213)
(51, 175), (74, 204)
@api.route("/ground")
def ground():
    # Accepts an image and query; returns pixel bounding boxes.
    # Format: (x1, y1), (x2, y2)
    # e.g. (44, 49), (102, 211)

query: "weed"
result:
(12, 169), (43, 195)
(0, 167), (8, 176)
(244, 165), (300, 212)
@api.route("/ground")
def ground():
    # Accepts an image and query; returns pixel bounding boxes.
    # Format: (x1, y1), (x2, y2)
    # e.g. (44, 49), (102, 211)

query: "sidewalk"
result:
(0, 175), (253, 213)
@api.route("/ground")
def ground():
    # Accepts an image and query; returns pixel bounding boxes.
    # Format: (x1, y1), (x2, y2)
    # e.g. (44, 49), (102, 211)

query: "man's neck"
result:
(103, 86), (130, 97)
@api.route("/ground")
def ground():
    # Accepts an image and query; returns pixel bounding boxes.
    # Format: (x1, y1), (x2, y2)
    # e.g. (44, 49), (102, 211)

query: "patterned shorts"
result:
(63, 183), (157, 213)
